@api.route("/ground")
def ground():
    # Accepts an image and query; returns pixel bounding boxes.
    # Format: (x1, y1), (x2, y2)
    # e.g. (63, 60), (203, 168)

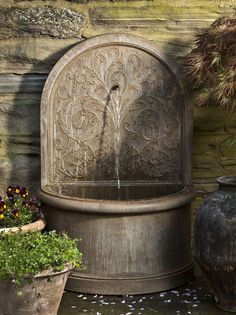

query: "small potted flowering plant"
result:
(0, 230), (83, 315)
(0, 185), (45, 233)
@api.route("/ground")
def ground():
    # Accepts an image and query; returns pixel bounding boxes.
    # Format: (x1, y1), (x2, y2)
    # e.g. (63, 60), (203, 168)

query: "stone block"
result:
(0, 155), (40, 194)
(193, 148), (219, 169)
(0, 136), (40, 158)
(0, 38), (80, 74)
(0, 74), (46, 94)
(224, 111), (236, 131)
(220, 137), (236, 166)
(0, 6), (85, 39)
(0, 95), (40, 136)
(192, 167), (234, 180)
(193, 134), (229, 149)
(91, 4), (233, 28)
(193, 106), (228, 133)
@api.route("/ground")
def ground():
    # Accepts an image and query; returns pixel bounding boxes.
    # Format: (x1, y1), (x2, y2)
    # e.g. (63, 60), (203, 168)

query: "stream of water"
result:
(111, 85), (122, 190)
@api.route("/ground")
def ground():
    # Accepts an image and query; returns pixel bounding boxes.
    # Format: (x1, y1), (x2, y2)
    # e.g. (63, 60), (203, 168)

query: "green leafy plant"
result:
(184, 15), (236, 110)
(0, 185), (43, 228)
(0, 230), (83, 290)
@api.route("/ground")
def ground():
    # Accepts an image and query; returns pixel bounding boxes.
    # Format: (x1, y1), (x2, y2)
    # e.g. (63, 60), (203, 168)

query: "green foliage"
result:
(0, 231), (83, 288)
(0, 185), (42, 228)
(184, 15), (236, 110)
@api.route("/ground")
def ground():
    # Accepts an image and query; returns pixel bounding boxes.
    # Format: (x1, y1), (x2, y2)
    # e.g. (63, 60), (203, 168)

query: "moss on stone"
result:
(193, 148), (219, 167)
(193, 106), (229, 133)
(219, 137), (236, 166)
(192, 167), (235, 180)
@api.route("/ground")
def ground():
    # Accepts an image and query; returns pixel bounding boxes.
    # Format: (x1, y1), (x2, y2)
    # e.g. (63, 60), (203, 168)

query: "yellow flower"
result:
(0, 213), (5, 220)
(15, 188), (20, 194)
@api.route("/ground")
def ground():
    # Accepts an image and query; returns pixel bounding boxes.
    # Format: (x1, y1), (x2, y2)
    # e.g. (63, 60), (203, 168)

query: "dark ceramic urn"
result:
(194, 176), (236, 312)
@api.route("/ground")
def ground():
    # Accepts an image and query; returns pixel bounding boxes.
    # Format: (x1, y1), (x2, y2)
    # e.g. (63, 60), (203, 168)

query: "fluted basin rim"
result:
(38, 186), (195, 214)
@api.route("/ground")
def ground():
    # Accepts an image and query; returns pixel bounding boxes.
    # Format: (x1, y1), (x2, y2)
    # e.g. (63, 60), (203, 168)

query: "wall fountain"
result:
(38, 34), (195, 294)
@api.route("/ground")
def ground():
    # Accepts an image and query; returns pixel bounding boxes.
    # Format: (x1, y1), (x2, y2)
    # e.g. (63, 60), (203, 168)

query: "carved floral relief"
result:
(49, 46), (181, 183)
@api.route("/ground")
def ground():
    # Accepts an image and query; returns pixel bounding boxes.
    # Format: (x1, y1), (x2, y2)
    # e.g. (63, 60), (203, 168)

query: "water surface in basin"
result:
(45, 183), (184, 200)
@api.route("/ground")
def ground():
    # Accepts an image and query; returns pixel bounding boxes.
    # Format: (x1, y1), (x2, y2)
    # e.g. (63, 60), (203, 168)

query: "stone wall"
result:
(0, 0), (235, 215)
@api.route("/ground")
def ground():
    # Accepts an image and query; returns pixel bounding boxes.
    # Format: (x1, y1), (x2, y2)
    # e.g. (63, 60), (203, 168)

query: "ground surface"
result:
(58, 277), (227, 315)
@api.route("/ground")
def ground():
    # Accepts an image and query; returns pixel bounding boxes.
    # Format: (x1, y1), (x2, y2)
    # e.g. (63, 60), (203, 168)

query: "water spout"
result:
(111, 84), (121, 190)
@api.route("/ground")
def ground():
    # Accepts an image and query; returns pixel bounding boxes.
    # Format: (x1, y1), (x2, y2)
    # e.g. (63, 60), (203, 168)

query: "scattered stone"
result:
(0, 6), (85, 39)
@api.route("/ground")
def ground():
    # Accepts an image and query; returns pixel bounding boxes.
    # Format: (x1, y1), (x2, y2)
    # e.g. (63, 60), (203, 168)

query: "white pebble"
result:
(183, 293), (191, 297)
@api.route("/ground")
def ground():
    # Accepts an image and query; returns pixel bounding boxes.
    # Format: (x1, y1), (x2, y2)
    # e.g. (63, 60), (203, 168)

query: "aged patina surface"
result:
(0, 1), (235, 204)
(38, 33), (195, 294)
(194, 176), (236, 312)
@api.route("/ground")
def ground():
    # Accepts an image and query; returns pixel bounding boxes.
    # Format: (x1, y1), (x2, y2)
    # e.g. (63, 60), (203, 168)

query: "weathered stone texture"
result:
(0, 74), (46, 94)
(0, 94), (40, 193)
(192, 105), (236, 213)
(0, 155), (40, 194)
(0, 95), (40, 136)
(0, 6), (85, 39)
(0, 0), (235, 202)
(0, 38), (80, 74)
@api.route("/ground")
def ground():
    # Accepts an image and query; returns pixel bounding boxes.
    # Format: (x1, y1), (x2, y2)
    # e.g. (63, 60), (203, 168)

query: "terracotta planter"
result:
(194, 176), (236, 312)
(0, 217), (46, 234)
(0, 268), (71, 315)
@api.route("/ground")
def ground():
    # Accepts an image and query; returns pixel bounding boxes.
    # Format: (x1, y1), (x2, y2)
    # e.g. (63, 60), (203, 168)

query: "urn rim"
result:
(217, 176), (236, 187)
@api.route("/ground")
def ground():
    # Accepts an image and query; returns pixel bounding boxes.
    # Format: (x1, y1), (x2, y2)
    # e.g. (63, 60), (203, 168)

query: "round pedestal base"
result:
(66, 264), (194, 295)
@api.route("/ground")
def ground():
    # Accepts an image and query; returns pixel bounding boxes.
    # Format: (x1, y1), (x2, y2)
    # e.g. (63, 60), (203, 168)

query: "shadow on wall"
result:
(4, 44), (80, 194)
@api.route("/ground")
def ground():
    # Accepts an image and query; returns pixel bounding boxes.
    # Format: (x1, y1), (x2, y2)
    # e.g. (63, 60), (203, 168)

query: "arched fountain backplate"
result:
(39, 34), (195, 294)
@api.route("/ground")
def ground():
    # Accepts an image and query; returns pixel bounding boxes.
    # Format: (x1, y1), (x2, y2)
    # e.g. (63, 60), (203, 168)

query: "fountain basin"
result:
(39, 185), (195, 294)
